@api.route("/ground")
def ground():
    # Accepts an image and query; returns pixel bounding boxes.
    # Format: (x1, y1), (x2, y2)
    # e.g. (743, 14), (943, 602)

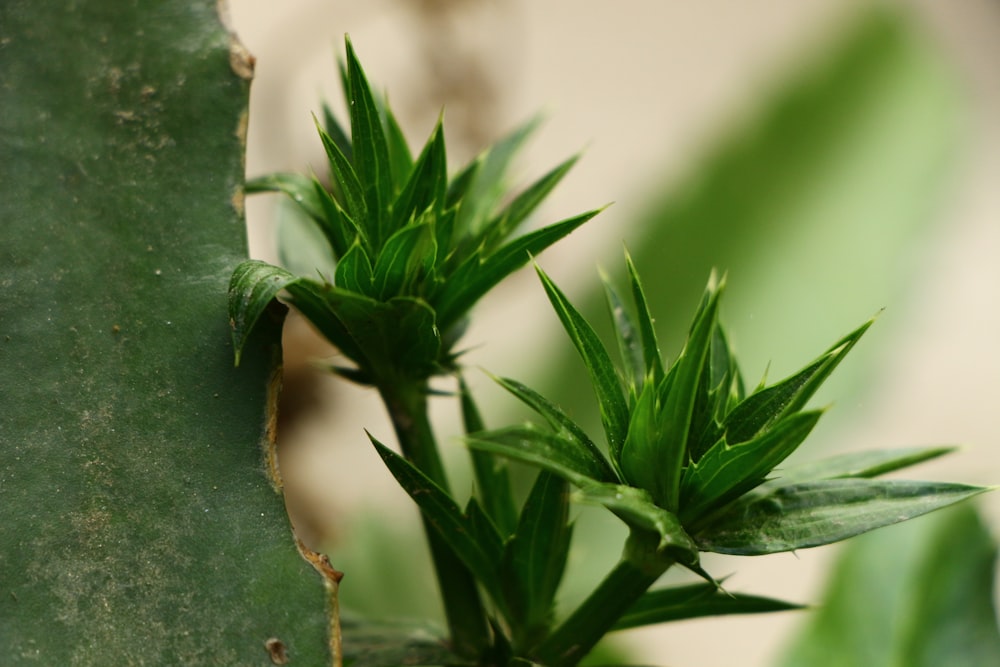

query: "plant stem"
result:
(379, 379), (491, 659)
(532, 531), (671, 666)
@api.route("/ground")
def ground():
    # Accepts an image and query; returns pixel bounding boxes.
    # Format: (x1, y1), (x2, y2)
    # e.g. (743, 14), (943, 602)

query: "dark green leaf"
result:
(467, 424), (610, 488)
(371, 437), (504, 603)
(481, 154), (580, 251)
(321, 100), (353, 163)
(602, 270), (645, 397)
(502, 472), (573, 649)
(246, 171), (324, 219)
(391, 119), (447, 230)
(460, 378), (519, 537)
(334, 240), (374, 295)
(312, 176), (363, 259)
(489, 374), (616, 483)
(647, 273), (723, 510)
(382, 102), (415, 193)
(680, 410), (823, 523)
(433, 208), (602, 330)
(371, 220), (437, 299)
(695, 478), (989, 555)
(315, 116), (369, 233)
(535, 261), (629, 469)
(613, 583), (803, 630)
(626, 251), (665, 386)
(454, 115), (542, 236)
(345, 38), (394, 247)
(757, 446), (956, 492)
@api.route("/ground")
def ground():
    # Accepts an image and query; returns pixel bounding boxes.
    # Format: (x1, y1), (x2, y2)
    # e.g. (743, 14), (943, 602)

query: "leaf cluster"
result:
(228, 38), (599, 384)
(468, 255), (986, 565)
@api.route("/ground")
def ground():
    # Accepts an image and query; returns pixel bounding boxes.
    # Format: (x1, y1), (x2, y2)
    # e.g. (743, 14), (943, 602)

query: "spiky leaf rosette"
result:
(468, 253), (988, 567)
(229, 37), (600, 384)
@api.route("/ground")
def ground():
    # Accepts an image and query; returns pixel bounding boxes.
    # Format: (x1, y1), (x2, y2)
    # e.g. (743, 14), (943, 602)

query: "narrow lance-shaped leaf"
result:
(345, 37), (394, 248)
(754, 445), (957, 494)
(390, 119), (447, 231)
(480, 154), (580, 251)
(724, 316), (874, 443)
(433, 208), (603, 331)
(370, 436), (505, 604)
(321, 100), (353, 163)
(613, 582), (804, 631)
(650, 273), (723, 511)
(467, 424), (610, 489)
(333, 239), (374, 296)
(501, 472), (573, 650)
(625, 250), (665, 386)
(535, 261), (630, 469)
(315, 115), (369, 236)
(370, 220), (437, 300)
(460, 377), (519, 537)
(381, 100), (415, 192)
(695, 478), (990, 556)
(489, 374), (616, 483)
(602, 270), (645, 397)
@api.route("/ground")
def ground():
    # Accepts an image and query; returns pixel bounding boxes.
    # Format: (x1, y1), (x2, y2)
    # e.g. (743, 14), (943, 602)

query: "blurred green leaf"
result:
(776, 503), (1000, 667)
(0, 1), (332, 662)
(340, 614), (468, 667)
(695, 479), (989, 555)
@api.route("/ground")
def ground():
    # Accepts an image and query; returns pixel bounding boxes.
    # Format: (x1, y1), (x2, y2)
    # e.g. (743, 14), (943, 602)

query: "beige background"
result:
(226, 2), (1000, 665)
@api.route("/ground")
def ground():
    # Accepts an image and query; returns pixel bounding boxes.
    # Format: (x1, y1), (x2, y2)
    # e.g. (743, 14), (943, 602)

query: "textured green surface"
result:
(0, 1), (332, 663)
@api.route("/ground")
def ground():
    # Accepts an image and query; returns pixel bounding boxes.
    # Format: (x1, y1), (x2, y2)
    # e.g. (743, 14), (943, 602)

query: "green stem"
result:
(379, 380), (491, 659)
(533, 531), (671, 666)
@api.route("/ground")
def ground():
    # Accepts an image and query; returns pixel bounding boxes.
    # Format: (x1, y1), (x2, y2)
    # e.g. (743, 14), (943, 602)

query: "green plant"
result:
(229, 37), (990, 667)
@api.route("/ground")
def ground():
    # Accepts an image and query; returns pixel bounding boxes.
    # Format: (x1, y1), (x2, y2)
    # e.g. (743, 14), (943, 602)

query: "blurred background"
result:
(227, 1), (1000, 665)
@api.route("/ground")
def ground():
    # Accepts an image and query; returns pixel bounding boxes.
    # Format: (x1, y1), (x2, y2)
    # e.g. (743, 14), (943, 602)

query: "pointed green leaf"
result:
(603, 270), (645, 396)
(695, 478), (990, 555)
(649, 273), (723, 510)
(757, 446), (957, 493)
(466, 424), (609, 488)
(680, 410), (823, 523)
(315, 116), (368, 232)
(321, 100), (353, 163)
(312, 176), (364, 259)
(334, 239), (374, 295)
(534, 261), (630, 467)
(724, 317), (873, 443)
(489, 374), (616, 483)
(454, 115), (542, 235)
(481, 154), (580, 251)
(501, 472), (573, 649)
(460, 378), (519, 537)
(434, 208), (602, 330)
(613, 582), (803, 630)
(371, 220), (437, 299)
(246, 171), (325, 219)
(391, 120), (447, 230)
(619, 382), (663, 496)
(371, 437), (504, 603)
(345, 38), (393, 247)
(626, 250), (665, 386)
(382, 102), (414, 192)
